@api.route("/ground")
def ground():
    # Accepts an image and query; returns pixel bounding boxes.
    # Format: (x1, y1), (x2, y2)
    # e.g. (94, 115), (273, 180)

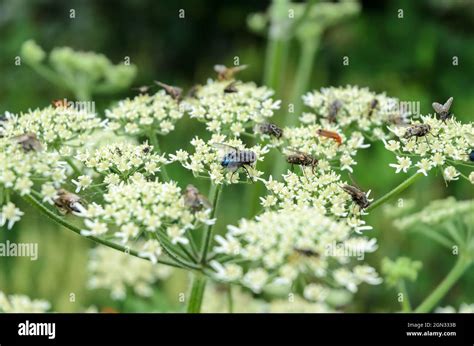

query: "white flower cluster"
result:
(260, 171), (372, 232)
(280, 124), (369, 173)
(87, 246), (172, 300)
(81, 177), (214, 247)
(210, 208), (380, 299)
(0, 290), (51, 312)
(393, 197), (473, 231)
(302, 85), (402, 138)
(75, 142), (168, 183)
(385, 115), (474, 183)
(105, 91), (185, 136)
(187, 79), (281, 137)
(1, 107), (102, 154)
(170, 135), (269, 184)
(0, 138), (69, 229)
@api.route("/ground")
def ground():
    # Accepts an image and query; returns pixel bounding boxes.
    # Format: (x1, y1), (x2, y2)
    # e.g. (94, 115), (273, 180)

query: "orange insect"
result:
(52, 99), (69, 108)
(317, 129), (342, 145)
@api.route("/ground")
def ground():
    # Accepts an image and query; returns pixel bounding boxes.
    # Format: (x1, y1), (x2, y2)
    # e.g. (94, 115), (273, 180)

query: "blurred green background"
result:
(0, 0), (473, 312)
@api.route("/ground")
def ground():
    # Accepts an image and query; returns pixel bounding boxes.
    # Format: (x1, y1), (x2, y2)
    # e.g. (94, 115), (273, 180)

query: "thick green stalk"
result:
(415, 256), (471, 313)
(288, 38), (319, 126)
(186, 273), (207, 313)
(366, 172), (423, 212)
(200, 183), (222, 264)
(263, 0), (290, 95)
(22, 193), (182, 269)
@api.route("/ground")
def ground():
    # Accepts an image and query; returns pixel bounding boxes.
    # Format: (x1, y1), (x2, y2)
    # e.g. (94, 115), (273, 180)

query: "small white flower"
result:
(0, 203), (24, 230)
(443, 166), (459, 181)
(72, 175), (93, 192)
(389, 156), (412, 173)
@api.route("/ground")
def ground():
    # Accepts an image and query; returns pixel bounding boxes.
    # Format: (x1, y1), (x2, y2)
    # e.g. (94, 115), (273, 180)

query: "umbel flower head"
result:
(302, 85), (402, 139)
(210, 207), (380, 301)
(385, 115), (473, 183)
(0, 137), (69, 229)
(87, 246), (172, 300)
(260, 171), (373, 232)
(81, 176), (215, 247)
(186, 79), (281, 137)
(0, 107), (102, 155)
(75, 141), (168, 184)
(170, 134), (269, 185)
(280, 124), (369, 173)
(0, 290), (51, 312)
(105, 90), (185, 136)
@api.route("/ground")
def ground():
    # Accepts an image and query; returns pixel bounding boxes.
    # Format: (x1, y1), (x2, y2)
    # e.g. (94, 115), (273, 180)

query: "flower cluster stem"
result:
(200, 183), (222, 264)
(415, 256), (471, 313)
(186, 273), (207, 313)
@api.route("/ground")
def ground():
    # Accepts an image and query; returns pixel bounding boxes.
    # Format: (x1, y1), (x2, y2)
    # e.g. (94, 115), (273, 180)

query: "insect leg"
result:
(242, 165), (254, 182)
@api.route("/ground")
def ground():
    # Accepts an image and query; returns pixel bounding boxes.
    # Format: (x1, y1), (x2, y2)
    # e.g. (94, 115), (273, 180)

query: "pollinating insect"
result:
(341, 184), (371, 209)
(14, 132), (43, 152)
(183, 184), (212, 212)
(403, 124), (431, 140)
(294, 247), (319, 257)
(214, 64), (247, 81)
(316, 129), (342, 145)
(368, 99), (379, 117)
(328, 99), (343, 123)
(154, 81), (183, 101)
(469, 149), (474, 162)
(285, 148), (318, 174)
(255, 122), (283, 139)
(54, 189), (87, 215)
(213, 143), (257, 182)
(432, 97), (453, 122)
(223, 81), (239, 94)
(52, 98), (70, 109)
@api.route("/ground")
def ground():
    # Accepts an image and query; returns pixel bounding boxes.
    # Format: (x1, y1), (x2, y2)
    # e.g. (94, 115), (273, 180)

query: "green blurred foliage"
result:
(0, 0), (473, 312)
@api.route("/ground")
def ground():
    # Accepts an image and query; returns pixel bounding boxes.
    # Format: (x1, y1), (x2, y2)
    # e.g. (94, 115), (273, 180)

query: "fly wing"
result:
(443, 97), (453, 111)
(432, 102), (444, 114)
(211, 143), (238, 156)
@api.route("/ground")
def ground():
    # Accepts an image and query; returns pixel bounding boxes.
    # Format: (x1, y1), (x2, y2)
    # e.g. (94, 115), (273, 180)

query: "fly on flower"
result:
(368, 99), (379, 117)
(184, 184), (212, 212)
(52, 98), (70, 109)
(14, 132), (42, 152)
(285, 148), (318, 174)
(223, 81), (239, 94)
(341, 184), (371, 209)
(213, 64), (247, 81)
(432, 97), (453, 122)
(54, 188), (87, 216)
(154, 81), (183, 101)
(186, 84), (201, 99)
(328, 99), (343, 123)
(316, 129), (342, 145)
(213, 143), (257, 182)
(254, 122), (283, 139)
(403, 124), (431, 141)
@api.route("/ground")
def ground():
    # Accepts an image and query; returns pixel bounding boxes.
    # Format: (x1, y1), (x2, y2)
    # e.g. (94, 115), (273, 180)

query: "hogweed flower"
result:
(186, 79), (281, 137)
(81, 178), (215, 247)
(171, 135), (269, 184)
(75, 141), (168, 183)
(385, 115), (474, 183)
(105, 90), (185, 136)
(87, 246), (172, 300)
(302, 85), (402, 138)
(210, 207), (380, 304)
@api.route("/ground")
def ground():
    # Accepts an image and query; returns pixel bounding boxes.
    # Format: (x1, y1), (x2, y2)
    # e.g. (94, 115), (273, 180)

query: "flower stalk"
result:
(186, 273), (207, 313)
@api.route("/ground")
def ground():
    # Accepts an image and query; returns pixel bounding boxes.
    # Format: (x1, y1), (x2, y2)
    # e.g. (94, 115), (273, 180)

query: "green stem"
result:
(200, 183), (222, 264)
(366, 172), (423, 212)
(398, 280), (411, 312)
(22, 193), (182, 269)
(288, 37), (320, 126)
(186, 273), (207, 313)
(263, 0), (290, 95)
(148, 132), (170, 181)
(415, 256), (471, 313)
